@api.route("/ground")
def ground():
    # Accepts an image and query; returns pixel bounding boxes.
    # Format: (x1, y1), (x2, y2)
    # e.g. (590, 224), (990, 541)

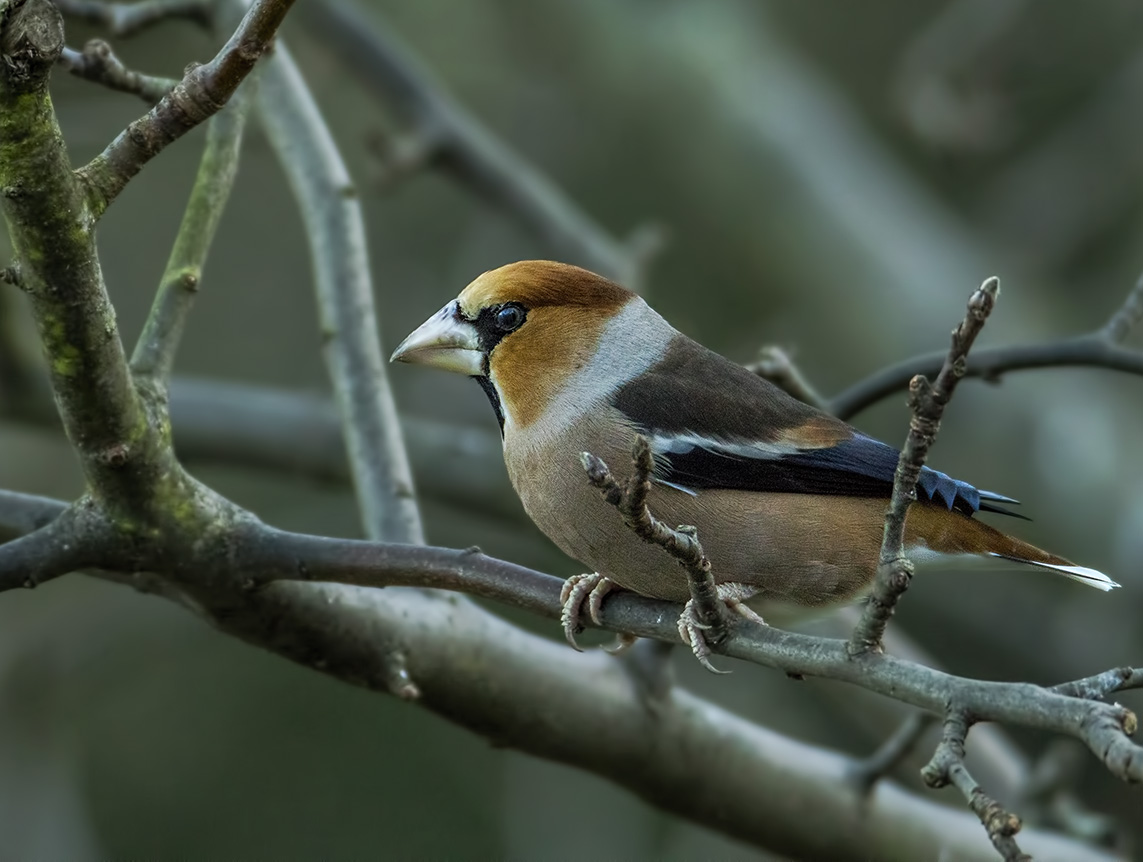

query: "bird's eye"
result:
(495, 304), (525, 332)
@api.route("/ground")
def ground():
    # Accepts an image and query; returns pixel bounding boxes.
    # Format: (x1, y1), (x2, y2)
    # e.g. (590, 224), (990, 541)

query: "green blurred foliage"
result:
(1, 0), (1142, 858)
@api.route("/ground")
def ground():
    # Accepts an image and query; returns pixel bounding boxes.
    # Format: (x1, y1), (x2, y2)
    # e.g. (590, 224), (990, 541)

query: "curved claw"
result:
(677, 603), (732, 675)
(676, 583), (766, 674)
(559, 573), (617, 651)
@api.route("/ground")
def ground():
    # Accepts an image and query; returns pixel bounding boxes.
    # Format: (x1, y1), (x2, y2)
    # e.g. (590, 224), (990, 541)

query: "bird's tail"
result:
(906, 503), (1121, 592)
(988, 552), (1120, 591)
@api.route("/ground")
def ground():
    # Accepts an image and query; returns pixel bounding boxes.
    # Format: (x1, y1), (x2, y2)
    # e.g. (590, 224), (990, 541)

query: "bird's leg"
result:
(677, 582), (765, 673)
(559, 572), (618, 650)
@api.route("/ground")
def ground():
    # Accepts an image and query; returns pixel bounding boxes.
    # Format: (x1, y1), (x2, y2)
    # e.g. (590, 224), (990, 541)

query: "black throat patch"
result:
(474, 375), (505, 434)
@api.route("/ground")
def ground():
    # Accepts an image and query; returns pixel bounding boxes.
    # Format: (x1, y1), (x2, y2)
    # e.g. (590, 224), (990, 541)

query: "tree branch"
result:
(0, 0), (157, 504)
(131, 86), (250, 384)
(52, 0), (211, 37)
(581, 437), (731, 673)
(58, 40), (176, 103)
(746, 344), (829, 410)
(0, 506), (99, 589)
(249, 26), (423, 545)
(76, 0), (296, 216)
(297, 0), (660, 290)
(849, 711), (936, 792)
(1, 2), (1135, 856)
(831, 273), (1143, 420)
(0, 490), (1124, 862)
(849, 277), (1000, 655)
(923, 714), (1030, 862)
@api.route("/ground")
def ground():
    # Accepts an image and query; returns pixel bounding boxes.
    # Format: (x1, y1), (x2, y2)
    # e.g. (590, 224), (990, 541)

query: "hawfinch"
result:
(392, 261), (1119, 657)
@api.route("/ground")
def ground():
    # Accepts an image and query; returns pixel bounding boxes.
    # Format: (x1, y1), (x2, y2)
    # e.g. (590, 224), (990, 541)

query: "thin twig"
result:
(923, 714), (1030, 861)
(1051, 666), (1143, 701)
(252, 35), (424, 546)
(131, 85), (251, 384)
(848, 277), (1000, 656)
(297, 0), (660, 290)
(59, 41), (176, 102)
(849, 711), (936, 793)
(52, 0), (212, 37)
(831, 273), (1143, 420)
(581, 436), (729, 654)
(1099, 270), (1143, 343)
(76, 0), (297, 216)
(746, 345), (829, 410)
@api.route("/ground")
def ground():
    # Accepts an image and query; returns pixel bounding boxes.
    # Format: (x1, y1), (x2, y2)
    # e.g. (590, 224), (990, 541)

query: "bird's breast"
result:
(501, 409), (884, 608)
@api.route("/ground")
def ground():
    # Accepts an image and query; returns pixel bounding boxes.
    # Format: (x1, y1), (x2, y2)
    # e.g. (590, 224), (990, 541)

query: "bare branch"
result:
(251, 31), (423, 545)
(849, 277), (999, 656)
(1052, 667), (1143, 701)
(52, 0), (211, 37)
(0, 486), (1135, 859)
(923, 714), (1030, 862)
(746, 345), (829, 410)
(298, 0), (659, 290)
(59, 40), (176, 102)
(1099, 270), (1143, 343)
(76, 0), (297, 216)
(131, 86), (251, 384)
(849, 711), (936, 792)
(580, 436), (730, 672)
(0, 0), (157, 501)
(0, 491), (67, 538)
(0, 506), (99, 590)
(831, 274), (1143, 420)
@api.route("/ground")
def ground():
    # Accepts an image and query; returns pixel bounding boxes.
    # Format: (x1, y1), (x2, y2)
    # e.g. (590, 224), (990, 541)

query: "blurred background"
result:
(1, 0), (1142, 858)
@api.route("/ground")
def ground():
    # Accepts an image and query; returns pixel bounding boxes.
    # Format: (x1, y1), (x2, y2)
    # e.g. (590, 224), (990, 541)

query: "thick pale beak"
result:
(390, 301), (484, 376)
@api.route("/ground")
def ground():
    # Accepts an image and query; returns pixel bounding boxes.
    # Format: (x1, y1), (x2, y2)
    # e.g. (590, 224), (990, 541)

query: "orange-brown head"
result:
(391, 261), (638, 431)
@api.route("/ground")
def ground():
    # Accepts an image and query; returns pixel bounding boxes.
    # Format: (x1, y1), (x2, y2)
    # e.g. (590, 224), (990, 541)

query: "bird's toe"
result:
(559, 572), (617, 650)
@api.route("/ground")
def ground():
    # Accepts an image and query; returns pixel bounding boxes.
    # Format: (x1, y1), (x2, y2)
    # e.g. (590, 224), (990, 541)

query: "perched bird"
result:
(391, 261), (1119, 662)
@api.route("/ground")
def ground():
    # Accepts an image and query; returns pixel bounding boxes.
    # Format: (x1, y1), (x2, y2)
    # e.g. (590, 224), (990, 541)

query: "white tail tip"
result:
(990, 554), (1121, 592)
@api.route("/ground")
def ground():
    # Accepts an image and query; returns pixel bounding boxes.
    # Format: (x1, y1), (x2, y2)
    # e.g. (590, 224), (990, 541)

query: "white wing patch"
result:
(648, 432), (797, 460)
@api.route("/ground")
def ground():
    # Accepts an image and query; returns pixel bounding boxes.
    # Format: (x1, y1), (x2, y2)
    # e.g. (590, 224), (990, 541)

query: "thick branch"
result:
(0, 0), (159, 504)
(131, 87), (250, 384)
(0, 492), (1120, 862)
(849, 277), (999, 655)
(76, 0), (296, 215)
(298, 0), (658, 290)
(251, 31), (423, 545)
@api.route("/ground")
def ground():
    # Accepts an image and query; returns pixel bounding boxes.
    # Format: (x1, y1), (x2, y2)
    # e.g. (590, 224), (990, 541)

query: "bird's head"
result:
(391, 261), (640, 432)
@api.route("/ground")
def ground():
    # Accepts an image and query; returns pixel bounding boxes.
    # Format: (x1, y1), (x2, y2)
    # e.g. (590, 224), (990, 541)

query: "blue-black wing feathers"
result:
(613, 335), (1024, 519)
